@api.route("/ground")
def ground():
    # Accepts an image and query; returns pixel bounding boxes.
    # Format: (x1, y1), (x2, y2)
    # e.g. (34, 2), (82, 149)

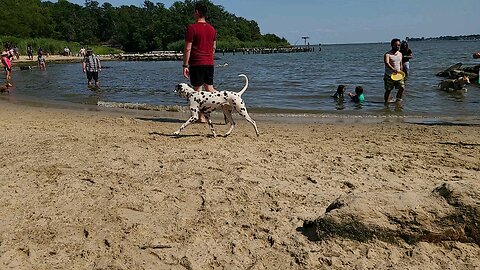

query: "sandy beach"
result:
(0, 101), (479, 269)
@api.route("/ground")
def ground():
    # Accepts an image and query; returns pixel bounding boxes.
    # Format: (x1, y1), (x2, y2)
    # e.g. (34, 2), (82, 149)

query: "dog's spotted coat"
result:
(174, 74), (259, 137)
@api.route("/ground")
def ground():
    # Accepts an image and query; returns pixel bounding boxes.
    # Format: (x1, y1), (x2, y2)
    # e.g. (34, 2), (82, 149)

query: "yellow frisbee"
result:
(391, 71), (405, 81)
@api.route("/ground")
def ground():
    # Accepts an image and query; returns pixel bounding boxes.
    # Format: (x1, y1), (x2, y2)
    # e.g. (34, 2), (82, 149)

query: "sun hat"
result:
(1, 51), (7, 56)
(391, 71), (405, 81)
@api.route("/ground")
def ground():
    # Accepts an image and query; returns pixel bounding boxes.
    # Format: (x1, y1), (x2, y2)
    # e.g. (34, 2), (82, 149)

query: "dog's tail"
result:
(237, 74), (249, 96)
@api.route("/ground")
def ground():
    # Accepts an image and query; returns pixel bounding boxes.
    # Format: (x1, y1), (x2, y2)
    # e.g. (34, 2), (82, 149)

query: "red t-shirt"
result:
(185, 22), (216, 66)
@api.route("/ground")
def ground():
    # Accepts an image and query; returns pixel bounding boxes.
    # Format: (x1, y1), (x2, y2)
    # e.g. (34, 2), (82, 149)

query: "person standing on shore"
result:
(79, 47), (86, 57)
(82, 48), (101, 88)
(182, 2), (217, 123)
(400, 41), (413, 77)
(384, 38), (405, 103)
(27, 44), (33, 60)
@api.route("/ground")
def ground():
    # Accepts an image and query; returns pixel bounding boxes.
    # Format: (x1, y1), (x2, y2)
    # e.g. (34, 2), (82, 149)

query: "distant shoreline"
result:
(11, 55), (120, 67)
(406, 34), (480, 42)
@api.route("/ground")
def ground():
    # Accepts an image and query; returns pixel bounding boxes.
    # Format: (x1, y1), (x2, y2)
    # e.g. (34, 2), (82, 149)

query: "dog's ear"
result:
(174, 84), (182, 93)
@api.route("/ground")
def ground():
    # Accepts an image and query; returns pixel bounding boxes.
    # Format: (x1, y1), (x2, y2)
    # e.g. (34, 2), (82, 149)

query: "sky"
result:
(65, 0), (479, 45)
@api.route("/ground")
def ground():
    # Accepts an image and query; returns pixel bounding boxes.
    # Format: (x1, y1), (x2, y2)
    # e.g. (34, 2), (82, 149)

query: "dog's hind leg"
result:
(204, 113), (217, 137)
(244, 113), (259, 136)
(223, 111), (236, 136)
(237, 108), (259, 136)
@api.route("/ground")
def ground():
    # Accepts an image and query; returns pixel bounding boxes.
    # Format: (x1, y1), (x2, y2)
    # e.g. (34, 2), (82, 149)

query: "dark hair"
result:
(195, 2), (208, 17)
(391, 38), (401, 46)
(337, 84), (346, 92)
(355, 86), (364, 94)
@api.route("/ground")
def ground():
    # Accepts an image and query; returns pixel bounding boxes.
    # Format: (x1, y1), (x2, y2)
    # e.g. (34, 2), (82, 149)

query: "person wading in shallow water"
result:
(400, 41), (413, 77)
(82, 48), (102, 89)
(384, 38), (405, 103)
(1, 51), (12, 87)
(474, 52), (480, 84)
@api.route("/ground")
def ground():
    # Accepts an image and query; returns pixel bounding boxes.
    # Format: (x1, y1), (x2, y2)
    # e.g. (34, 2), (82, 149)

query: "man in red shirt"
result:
(183, 2), (217, 122)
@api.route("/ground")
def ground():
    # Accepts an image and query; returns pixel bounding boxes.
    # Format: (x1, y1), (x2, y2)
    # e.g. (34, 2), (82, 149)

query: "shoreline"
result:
(0, 100), (479, 269)
(2, 92), (480, 127)
(11, 54), (180, 67)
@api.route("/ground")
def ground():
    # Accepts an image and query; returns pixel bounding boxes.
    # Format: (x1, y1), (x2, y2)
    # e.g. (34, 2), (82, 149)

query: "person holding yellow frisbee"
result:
(384, 38), (405, 103)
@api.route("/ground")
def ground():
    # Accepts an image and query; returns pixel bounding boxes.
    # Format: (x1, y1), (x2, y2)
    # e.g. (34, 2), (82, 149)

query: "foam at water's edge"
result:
(97, 101), (186, 112)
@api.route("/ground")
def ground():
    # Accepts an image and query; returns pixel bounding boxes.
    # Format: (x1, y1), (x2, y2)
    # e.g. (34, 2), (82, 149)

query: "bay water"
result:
(6, 40), (480, 119)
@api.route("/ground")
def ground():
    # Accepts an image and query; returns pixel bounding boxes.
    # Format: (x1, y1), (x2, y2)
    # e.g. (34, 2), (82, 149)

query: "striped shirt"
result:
(84, 54), (101, 72)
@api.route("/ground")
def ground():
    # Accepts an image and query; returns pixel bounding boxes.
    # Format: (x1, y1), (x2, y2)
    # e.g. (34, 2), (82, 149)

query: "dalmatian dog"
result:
(174, 74), (259, 137)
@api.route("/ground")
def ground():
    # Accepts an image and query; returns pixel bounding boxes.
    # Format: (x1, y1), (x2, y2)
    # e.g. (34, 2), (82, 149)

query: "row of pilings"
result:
(110, 46), (320, 61)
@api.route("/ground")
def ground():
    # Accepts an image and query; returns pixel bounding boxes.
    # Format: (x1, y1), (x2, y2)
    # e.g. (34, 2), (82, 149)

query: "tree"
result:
(2, 0), (289, 52)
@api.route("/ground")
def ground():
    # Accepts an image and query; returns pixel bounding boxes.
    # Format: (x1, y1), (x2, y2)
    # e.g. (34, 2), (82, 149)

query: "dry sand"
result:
(0, 101), (479, 269)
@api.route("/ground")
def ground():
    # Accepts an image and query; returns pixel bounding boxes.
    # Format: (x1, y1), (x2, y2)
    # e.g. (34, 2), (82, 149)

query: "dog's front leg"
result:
(174, 109), (199, 135)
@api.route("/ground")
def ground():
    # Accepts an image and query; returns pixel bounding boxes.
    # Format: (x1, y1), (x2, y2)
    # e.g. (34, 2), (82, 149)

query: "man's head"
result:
(194, 2), (208, 18)
(390, 38), (401, 52)
(86, 48), (93, 55)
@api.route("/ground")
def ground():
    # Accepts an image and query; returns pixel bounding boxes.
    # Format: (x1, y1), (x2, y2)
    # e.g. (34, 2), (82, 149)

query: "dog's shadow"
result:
(149, 132), (203, 138)
(137, 117), (228, 125)
(149, 132), (227, 139)
(140, 117), (229, 138)
(137, 117), (185, 123)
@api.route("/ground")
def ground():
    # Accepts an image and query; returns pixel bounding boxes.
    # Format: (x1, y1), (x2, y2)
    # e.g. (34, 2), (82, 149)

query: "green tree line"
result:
(0, 0), (289, 53)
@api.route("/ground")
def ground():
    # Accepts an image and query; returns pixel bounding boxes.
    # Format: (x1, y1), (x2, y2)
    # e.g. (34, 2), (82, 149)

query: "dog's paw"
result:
(173, 131), (180, 135)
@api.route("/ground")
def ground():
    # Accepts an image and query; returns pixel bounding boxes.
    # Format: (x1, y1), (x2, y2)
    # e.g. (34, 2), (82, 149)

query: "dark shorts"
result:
(86, 71), (99, 82)
(4, 67), (11, 72)
(189, 65), (214, 87)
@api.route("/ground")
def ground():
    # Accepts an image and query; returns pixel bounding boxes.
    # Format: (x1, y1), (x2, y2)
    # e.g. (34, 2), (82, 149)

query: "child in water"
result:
(348, 86), (365, 103)
(38, 48), (46, 71)
(333, 84), (346, 99)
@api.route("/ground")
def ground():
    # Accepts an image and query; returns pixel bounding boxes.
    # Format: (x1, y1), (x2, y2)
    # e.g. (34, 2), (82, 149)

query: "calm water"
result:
(6, 40), (480, 117)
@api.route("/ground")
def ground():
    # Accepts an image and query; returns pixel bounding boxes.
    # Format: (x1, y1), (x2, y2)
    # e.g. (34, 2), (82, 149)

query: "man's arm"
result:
(384, 53), (393, 71)
(82, 59), (86, 73)
(183, 41), (192, 78)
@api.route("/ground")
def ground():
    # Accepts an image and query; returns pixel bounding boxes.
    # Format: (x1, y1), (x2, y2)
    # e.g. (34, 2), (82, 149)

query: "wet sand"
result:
(0, 101), (479, 269)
